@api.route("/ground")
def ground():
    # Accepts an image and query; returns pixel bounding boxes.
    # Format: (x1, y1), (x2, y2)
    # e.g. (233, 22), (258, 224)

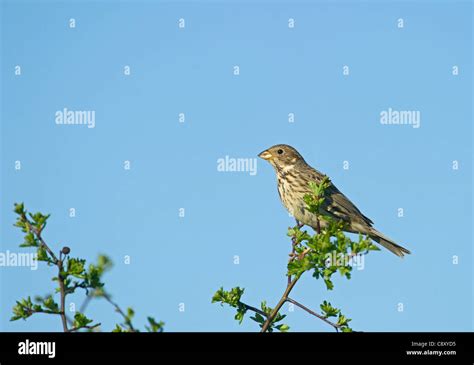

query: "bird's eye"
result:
(277, 149), (284, 155)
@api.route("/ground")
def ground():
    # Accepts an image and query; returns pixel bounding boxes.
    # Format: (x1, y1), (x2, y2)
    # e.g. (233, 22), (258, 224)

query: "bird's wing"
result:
(324, 183), (374, 226)
(306, 168), (373, 226)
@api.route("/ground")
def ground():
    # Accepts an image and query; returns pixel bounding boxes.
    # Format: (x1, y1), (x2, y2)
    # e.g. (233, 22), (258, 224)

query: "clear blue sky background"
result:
(1, 0), (472, 332)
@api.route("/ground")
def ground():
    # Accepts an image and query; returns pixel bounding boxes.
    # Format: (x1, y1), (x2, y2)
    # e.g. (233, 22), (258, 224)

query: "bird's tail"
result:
(369, 228), (411, 258)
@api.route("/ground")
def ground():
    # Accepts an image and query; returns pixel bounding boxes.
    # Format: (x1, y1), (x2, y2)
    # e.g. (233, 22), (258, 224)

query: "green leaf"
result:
(36, 246), (49, 262)
(287, 256), (312, 277)
(112, 324), (123, 332)
(145, 317), (164, 332)
(66, 258), (86, 278)
(10, 296), (38, 321)
(19, 232), (38, 248)
(234, 306), (247, 324)
(42, 296), (59, 312)
(320, 301), (340, 318)
(260, 301), (271, 315)
(337, 314), (351, 327)
(324, 278), (334, 290)
(275, 324), (290, 332)
(73, 312), (93, 328)
(126, 307), (135, 320)
(96, 255), (113, 272)
(250, 312), (266, 324)
(14, 202), (25, 215)
(211, 287), (244, 307)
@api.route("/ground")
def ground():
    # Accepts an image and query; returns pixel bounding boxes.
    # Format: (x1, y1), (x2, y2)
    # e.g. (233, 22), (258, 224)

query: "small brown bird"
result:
(258, 144), (411, 257)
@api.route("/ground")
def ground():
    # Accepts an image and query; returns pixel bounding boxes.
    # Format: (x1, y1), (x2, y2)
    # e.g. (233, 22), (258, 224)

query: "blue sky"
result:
(1, 0), (472, 332)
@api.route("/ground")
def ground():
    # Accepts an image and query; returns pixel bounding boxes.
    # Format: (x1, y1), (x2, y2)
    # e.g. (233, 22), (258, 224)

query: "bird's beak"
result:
(258, 150), (272, 160)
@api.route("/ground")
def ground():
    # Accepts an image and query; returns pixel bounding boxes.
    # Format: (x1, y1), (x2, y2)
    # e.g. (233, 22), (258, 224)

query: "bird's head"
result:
(258, 144), (306, 171)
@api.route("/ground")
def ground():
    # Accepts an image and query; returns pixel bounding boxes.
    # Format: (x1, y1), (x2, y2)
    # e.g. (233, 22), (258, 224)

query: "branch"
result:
(23, 217), (58, 264)
(261, 217), (320, 333)
(57, 251), (69, 332)
(214, 177), (358, 332)
(102, 292), (136, 332)
(240, 302), (268, 317)
(13, 204), (163, 333)
(80, 289), (139, 331)
(27, 309), (61, 316)
(69, 323), (101, 332)
(260, 273), (301, 332)
(286, 297), (341, 332)
(24, 214), (68, 331)
(79, 294), (92, 313)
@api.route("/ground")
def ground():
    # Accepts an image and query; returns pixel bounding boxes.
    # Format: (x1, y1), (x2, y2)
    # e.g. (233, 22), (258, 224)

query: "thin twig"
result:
(286, 297), (341, 332)
(261, 273), (301, 332)
(80, 289), (139, 331)
(69, 323), (101, 332)
(102, 292), (136, 332)
(28, 309), (61, 316)
(24, 218), (58, 264)
(79, 294), (93, 314)
(240, 302), (267, 317)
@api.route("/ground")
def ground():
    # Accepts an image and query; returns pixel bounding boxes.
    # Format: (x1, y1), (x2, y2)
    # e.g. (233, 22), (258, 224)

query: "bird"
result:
(258, 144), (411, 258)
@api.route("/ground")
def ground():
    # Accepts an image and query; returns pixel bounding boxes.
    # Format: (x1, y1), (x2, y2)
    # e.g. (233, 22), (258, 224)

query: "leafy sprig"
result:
(11, 203), (164, 332)
(212, 287), (289, 332)
(213, 176), (378, 332)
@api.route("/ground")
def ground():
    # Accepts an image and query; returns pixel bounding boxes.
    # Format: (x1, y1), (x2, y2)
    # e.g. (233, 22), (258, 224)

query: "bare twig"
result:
(27, 309), (61, 316)
(286, 297), (341, 332)
(102, 292), (136, 332)
(80, 289), (139, 331)
(79, 294), (93, 314)
(241, 302), (268, 317)
(261, 273), (301, 332)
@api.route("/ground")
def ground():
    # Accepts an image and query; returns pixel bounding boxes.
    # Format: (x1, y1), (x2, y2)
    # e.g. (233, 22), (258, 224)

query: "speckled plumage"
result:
(259, 144), (411, 257)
